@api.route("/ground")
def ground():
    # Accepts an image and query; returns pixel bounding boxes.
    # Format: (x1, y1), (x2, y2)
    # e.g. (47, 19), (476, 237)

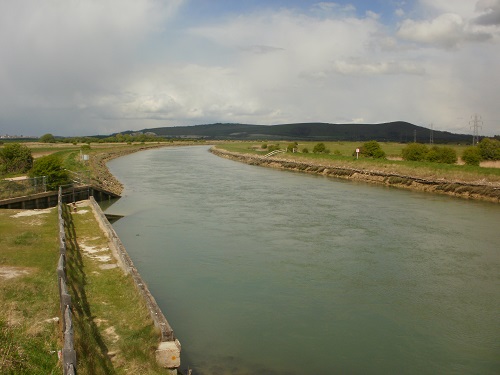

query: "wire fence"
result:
(0, 176), (46, 199)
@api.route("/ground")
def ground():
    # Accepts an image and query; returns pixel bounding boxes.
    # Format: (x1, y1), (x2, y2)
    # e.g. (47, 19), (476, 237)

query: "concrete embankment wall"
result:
(210, 147), (500, 203)
(89, 197), (181, 372)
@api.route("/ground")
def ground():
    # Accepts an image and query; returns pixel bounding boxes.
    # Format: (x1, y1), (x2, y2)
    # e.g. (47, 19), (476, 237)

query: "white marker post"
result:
(356, 148), (360, 159)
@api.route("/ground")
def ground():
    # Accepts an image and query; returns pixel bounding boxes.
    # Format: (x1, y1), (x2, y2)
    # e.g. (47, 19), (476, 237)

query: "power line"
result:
(469, 114), (483, 145)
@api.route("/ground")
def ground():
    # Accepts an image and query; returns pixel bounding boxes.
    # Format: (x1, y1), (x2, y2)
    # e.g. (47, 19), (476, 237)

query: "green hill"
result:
(136, 121), (472, 143)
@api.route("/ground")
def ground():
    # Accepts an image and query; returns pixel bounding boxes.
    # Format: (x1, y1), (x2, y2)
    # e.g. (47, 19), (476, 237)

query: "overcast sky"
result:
(1, 0), (499, 137)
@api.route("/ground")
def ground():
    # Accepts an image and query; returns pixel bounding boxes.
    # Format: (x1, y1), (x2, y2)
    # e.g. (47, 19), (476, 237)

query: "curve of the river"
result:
(107, 145), (500, 375)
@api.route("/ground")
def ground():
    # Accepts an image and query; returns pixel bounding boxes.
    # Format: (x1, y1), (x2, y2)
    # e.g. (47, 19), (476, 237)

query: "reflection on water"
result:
(107, 146), (500, 375)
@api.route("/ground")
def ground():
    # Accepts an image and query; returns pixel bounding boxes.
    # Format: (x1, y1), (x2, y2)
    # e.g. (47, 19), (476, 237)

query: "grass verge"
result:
(0, 202), (168, 374)
(0, 208), (60, 374)
(217, 142), (500, 184)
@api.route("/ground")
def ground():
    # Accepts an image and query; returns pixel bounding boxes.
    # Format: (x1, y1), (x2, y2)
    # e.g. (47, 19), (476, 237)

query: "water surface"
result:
(107, 146), (500, 374)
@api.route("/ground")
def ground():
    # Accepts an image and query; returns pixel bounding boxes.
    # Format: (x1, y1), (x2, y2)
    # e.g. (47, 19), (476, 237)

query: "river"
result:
(107, 145), (499, 375)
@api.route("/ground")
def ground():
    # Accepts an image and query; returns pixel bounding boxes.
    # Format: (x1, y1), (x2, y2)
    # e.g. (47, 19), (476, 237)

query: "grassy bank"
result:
(0, 202), (168, 374)
(216, 142), (500, 185)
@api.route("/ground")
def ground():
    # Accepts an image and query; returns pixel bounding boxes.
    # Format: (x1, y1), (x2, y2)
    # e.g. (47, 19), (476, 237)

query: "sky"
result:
(1, 0), (499, 137)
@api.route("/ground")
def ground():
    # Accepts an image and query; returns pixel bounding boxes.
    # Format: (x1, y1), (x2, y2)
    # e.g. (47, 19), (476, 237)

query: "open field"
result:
(0, 202), (167, 374)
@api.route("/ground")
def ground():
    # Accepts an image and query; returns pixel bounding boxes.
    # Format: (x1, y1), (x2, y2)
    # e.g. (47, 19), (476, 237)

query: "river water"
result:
(106, 146), (499, 375)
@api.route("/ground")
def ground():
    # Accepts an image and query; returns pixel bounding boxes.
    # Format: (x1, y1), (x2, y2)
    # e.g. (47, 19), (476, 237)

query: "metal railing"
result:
(57, 187), (77, 375)
(0, 176), (46, 199)
(264, 149), (287, 158)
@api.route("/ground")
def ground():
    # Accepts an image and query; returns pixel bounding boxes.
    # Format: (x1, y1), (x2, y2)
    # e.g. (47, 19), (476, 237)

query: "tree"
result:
(29, 154), (70, 190)
(0, 143), (33, 174)
(461, 146), (482, 166)
(39, 133), (56, 143)
(402, 143), (429, 161)
(358, 141), (386, 159)
(478, 138), (500, 160)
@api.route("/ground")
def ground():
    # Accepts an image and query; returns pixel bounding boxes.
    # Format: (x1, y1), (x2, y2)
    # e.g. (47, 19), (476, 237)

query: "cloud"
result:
(0, 0), (184, 134)
(474, 0), (500, 25)
(330, 60), (425, 75)
(397, 12), (491, 48)
(0, 0), (499, 136)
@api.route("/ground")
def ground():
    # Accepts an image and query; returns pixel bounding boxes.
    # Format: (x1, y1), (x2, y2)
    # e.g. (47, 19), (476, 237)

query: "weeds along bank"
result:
(210, 147), (500, 203)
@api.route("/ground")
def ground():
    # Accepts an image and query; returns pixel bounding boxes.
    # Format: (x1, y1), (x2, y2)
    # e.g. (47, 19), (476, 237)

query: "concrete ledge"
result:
(88, 197), (181, 369)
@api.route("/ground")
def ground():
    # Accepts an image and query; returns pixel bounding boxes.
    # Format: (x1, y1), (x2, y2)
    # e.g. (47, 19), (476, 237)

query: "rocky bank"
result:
(210, 147), (500, 203)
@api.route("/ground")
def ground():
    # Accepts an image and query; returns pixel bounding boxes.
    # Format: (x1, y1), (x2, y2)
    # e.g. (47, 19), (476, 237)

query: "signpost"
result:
(356, 148), (360, 159)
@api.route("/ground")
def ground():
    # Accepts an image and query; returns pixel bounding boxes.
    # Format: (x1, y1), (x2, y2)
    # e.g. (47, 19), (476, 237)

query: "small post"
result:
(356, 148), (360, 159)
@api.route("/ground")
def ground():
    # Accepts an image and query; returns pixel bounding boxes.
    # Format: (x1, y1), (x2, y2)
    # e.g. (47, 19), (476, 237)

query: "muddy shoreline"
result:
(89, 144), (168, 195)
(210, 147), (500, 203)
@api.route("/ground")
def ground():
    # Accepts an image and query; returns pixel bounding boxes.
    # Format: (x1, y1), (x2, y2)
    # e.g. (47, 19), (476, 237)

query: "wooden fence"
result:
(57, 187), (77, 375)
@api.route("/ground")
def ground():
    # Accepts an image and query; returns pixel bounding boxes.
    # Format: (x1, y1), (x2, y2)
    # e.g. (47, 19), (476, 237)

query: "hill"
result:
(136, 122), (472, 143)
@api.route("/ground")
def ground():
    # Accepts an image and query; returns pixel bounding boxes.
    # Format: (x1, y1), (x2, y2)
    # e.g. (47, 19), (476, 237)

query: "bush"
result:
(462, 146), (482, 166)
(29, 154), (70, 190)
(0, 143), (33, 174)
(267, 144), (281, 152)
(287, 142), (298, 153)
(302, 148), (309, 153)
(357, 141), (386, 159)
(261, 144), (268, 149)
(478, 138), (500, 160)
(313, 143), (326, 154)
(402, 143), (429, 161)
(426, 146), (457, 164)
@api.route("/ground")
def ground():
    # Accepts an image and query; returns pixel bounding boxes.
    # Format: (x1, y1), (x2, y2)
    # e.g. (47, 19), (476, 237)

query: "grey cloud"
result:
(474, 0), (500, 25)
(240, 45), (285, 54)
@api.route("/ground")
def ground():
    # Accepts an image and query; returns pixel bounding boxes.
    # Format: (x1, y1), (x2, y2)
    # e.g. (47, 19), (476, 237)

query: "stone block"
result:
(156, 339), (181, 369)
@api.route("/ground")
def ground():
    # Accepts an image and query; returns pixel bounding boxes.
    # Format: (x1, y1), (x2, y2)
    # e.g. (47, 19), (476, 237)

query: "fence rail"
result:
(0, 176), (46, 199)
(57, 187), (77, 375)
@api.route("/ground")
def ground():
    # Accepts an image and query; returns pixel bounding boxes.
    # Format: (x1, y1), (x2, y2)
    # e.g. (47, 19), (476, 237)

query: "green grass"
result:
(216, 142), (500, 183)
(61, 203), (165, 374)
(1, 204), (169, 374)
(0, 208), (60, 375)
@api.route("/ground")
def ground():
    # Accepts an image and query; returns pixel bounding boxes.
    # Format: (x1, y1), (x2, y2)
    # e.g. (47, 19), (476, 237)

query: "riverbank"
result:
(0, 202), (171, 374)
(210, 147), (500, 203)
(86, 144), (169, 195)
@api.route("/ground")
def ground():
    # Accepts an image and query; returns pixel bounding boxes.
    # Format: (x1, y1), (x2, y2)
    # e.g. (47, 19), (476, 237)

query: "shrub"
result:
(478, 138), (500, 160)
(261, 144), (268, 149)
(0, 143), (33, 174)
(313, 143), (326, 153)
(287, 142), (298, 153)
(461, 146), (482, 166)
(426, 146), (457, 164)
(267, 144), (281, 152)
(357, 141), (386, 159)
(29, 154), (70, 190)
(302, 148), (309, 153)
(402, 143), (429, 161)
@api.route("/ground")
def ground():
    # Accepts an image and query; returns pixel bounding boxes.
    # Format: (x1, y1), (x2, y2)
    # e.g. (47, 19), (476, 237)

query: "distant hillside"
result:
(136, 122), (472, 143)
